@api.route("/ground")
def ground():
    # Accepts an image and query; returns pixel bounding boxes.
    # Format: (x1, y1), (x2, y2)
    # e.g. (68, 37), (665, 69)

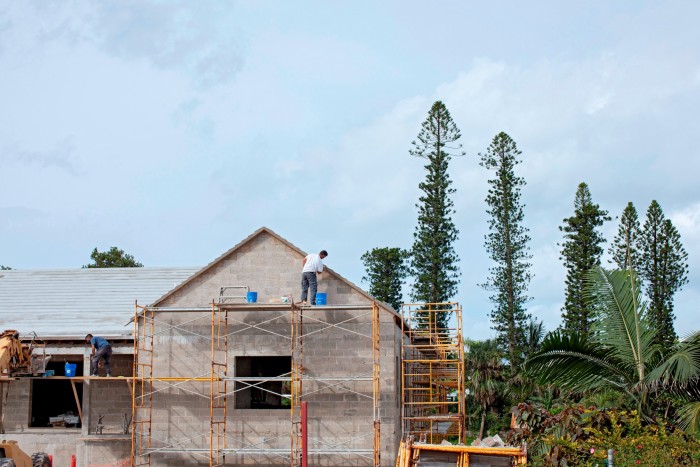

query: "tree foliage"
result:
(509, 404), (700, 466)
(480, 132), (532, 366)
(559, 183), (610, 336)
(465, 338), (506, 440)
(526, 267), (700, 432)
(609, 201), (642, 271)
(0, 265), (11, 270)
(639, 200), (689, 351)
(83, 247), (144, 268)
(361, 247), (410, 311)
(409, 101), (463, 329)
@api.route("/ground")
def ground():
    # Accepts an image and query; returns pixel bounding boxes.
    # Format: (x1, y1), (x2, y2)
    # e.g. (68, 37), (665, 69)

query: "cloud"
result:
(0, 139), (79, 175)
(671, 202), (700, 240)
(300, 43), (700, 339)
(0, 2), (244, 88)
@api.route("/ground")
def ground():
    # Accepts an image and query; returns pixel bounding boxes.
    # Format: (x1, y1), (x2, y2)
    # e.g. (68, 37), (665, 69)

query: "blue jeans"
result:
(301, 272), (318, 304)
(92, 345), (112, 375)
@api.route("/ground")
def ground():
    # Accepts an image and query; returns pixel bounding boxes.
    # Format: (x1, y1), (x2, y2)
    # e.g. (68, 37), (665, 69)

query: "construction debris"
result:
(471, 434), (506, 448)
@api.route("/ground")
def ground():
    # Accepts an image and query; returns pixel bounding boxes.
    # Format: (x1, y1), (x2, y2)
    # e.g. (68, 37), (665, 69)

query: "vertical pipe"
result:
(131, 302), (138, 466)
(210, 301), (215, 467)
(301, 401), (308, 467)
(607, 448), (613, 466)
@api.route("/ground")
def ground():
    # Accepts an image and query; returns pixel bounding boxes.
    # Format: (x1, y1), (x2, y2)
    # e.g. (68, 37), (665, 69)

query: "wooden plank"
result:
(70, 378), (83, 423)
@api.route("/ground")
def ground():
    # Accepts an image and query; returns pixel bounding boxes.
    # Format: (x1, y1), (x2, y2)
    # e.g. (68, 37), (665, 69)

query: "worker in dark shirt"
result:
(86, 333), (112, 377)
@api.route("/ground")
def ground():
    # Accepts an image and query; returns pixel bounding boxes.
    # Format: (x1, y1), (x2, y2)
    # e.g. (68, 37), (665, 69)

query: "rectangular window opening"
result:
(234, 356), (291, 409)
(30, 359), (83, 428)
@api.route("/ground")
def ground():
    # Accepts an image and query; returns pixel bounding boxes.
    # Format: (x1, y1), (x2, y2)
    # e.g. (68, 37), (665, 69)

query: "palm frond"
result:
(585, 267), (655, 381)
(676, 400), (700, 436)
(646, 331), (700, 387)
(526, 331), (631, 394)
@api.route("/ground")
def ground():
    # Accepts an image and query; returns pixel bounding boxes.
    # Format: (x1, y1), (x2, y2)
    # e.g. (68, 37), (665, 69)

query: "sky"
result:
(1, 1), (699, 341)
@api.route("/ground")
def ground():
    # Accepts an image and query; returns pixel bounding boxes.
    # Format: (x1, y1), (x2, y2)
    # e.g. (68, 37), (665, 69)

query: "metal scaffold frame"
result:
(210, 302), (228, 467)
(132, 304), (154, 467)
(401, 302), (465, 444)
(130, 301), (381, 467)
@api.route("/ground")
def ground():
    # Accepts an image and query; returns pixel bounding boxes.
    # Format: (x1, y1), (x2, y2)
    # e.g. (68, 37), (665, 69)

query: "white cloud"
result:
(1, 2), (700, 341)
(671, 203), (700, 240)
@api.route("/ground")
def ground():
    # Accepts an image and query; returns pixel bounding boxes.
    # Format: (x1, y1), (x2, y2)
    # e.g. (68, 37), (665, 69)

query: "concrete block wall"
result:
(80, 439), (131, 467)
(158, 231), (369, 308)
(1, 379), (30, 431)
(87, 355), (133, 435)
(133, 230), (405, 465)
(143, 305), (403, 466)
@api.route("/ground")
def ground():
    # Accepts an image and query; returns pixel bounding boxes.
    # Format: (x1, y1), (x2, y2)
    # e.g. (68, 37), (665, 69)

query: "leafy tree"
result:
(83, 247), (143, 268)
(527, 267), (700, 431)
(639, 201), (689, 351)
(0, 265), (11, 270)
(361, 247), (410, 311)
(609, 202), (642, 271)
(559, 183), (610, 336)
(465, 339), (505, 440)
(409, 101), (463, 329)
(480, 132), (532, 366)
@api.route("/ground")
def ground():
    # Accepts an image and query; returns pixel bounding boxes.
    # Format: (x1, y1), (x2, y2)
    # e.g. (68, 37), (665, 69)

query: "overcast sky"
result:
(1, 1), (699, 341)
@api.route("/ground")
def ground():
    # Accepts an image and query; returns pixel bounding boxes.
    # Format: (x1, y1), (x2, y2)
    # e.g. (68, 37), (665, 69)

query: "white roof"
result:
(0, 267), (199, 338)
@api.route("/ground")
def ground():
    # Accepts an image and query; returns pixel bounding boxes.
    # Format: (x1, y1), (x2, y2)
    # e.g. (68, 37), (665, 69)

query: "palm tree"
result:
(526, 267), (700, 433)
(465, 339), (505, 439)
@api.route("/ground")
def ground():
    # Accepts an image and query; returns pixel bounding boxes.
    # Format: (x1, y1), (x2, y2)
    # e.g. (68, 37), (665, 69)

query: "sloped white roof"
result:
(0, 267), (199, 338)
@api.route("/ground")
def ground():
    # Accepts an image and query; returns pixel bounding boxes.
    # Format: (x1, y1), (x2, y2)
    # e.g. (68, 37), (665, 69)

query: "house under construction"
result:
(0, 227), (466, 467)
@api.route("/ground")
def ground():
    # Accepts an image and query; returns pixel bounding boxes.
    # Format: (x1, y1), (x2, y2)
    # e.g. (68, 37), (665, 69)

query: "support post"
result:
(70, 379), (83, 423)
(301, 401), (308, 467)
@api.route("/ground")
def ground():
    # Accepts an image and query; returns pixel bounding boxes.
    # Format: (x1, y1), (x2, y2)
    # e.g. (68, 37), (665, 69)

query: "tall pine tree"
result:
(410, 101), (463, 330)
(480, 132), (532, 366)
(559, 182), (610, 336)
(640, 201), (689, 351)
(609, 202), (642, 271)
(361, 247), (410, 311)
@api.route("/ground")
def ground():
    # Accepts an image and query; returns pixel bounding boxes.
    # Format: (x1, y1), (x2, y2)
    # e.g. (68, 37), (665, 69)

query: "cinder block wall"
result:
(158, 231), (368, 308)
(87, 354), (133, 434)
(2, 379), (30, 431)
(144, 306), (402, 466)
(138, 231), (404, 466)
(1, 349), (134, 467)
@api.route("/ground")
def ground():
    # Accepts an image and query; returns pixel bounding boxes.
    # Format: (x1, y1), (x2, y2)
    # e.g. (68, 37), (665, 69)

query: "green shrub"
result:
(508, 403), (700, 466)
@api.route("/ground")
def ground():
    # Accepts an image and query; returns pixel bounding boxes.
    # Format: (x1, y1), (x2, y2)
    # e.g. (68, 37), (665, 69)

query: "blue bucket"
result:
(65, 363), (77, 378)
(246, 291), (258, 303)
(316, 292), (327, 305)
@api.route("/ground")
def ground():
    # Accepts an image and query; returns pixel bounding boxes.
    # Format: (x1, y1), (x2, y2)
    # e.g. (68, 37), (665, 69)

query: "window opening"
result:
(30, 359), (83, 428)
(234, 356), (291, 409)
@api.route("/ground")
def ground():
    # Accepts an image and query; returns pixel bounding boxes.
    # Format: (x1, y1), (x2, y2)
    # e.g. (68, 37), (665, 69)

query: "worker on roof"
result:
(86, 333), (112, 377)
(300, 250), (328, 305)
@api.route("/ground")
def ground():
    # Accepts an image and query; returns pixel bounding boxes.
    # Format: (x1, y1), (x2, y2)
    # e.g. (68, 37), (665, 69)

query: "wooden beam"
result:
(70, 379), (83, 423)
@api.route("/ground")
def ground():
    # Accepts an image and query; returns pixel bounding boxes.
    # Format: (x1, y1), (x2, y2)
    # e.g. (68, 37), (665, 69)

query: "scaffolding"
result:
(130, 301), (382, 467)
(131, 305), (154, 467)
(401, 303), (465, 444)
(210, 303), (228, 467)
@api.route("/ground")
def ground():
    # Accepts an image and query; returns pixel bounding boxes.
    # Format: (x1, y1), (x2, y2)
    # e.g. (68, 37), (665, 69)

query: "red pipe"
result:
(70, 454), (76, 467)
(301, 401), (308, 467)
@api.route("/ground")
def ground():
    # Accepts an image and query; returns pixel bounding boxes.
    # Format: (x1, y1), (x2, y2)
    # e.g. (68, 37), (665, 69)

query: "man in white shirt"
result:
(300, 250), (328, 305)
